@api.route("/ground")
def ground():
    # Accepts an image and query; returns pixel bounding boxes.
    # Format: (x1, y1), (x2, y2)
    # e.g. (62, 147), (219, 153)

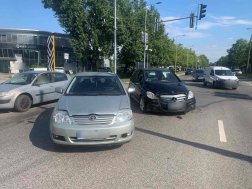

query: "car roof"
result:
(75, 72), (116, 77)
(208, 66), (230, 70)
(21, 71), (65, 74)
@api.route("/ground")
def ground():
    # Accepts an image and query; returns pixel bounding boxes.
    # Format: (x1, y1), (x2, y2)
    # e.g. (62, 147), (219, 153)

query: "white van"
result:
(203, 66), (239, 89)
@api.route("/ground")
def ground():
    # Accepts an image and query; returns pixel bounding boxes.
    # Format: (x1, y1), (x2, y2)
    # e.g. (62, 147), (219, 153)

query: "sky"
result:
(0, 0), (252, 62)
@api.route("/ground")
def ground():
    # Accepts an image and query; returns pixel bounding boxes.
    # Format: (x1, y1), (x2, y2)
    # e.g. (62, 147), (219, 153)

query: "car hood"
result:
(57, 95), (130, 116)
(216, 75), (237, 80)
(0, 84), (23, 92)
(144, 82), (188, 95)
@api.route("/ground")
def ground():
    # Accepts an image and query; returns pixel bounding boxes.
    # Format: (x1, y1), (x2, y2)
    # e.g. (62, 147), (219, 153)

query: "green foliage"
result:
(42, 0), (209, 70)
(215, 38), (251, 71)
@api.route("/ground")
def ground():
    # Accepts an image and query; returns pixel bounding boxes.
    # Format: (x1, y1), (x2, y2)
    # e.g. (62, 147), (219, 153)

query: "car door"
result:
(209, 69), (215, 84)
(32, 73), (55, 104)
(51, 72), (69, 99)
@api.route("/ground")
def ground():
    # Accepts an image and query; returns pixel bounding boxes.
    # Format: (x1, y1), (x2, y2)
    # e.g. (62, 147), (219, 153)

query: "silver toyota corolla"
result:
(50, 72), (135, 146)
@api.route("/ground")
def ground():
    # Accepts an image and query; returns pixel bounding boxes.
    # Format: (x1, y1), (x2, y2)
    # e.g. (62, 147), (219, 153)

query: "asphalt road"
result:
(1, 75), (252, 189)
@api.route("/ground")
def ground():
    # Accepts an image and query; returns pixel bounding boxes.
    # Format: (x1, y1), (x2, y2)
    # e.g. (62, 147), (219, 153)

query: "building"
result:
(0, 29), (80, 73)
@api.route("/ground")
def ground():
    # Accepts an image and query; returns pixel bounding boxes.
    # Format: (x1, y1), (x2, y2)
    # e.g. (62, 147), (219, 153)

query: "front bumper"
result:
(50, 118), (134, 146)
(216, 80), (239, 88)
(146, 97), (196, 113)
(0, 96), (15, 109)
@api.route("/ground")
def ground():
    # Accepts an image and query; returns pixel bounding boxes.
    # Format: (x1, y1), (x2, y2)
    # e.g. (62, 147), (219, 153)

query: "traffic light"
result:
(189, 13), (195, 28)
(199, 4), (207, 20)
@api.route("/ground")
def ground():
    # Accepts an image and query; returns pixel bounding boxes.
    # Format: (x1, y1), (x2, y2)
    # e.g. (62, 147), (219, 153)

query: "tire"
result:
(14, 94), (32, 112)
(232, 87), (238, 90)
(139, 96), (147, 113)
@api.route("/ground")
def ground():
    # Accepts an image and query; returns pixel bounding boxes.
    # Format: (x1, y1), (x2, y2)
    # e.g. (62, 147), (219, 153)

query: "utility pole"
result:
(114, 0), (117, 74)
(246, 28), (252, 75)
(144, 2), (161, 69)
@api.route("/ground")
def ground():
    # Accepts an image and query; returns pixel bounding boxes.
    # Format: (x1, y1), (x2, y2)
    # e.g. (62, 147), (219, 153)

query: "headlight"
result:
(113, 109), (133, 123)
(0, 92), (15, 97)
(146, 91), (159, 99)
(53, 110), (74, 125)
(188, 91), (194, 99)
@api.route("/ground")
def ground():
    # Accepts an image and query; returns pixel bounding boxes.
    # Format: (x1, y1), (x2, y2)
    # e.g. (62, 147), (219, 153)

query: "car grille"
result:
(160, 94), (186, 102)
(72, 114), (114, 126)
(69, 135), (117, 142)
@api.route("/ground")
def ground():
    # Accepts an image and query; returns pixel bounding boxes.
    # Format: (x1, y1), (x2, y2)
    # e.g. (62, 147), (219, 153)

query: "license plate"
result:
(167, 102), (186, 110)
(76, 130), (110, 139)
(198, 77), (203, 79)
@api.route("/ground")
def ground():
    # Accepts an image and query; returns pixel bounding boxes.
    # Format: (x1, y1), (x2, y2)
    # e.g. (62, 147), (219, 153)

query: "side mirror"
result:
(35, 82), (43, 86)
(128, 87), (135, 93)
(55, 87), (63, 94)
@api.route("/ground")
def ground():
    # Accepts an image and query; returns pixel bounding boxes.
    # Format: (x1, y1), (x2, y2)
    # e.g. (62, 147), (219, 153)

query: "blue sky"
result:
(0, 0), (252, 62)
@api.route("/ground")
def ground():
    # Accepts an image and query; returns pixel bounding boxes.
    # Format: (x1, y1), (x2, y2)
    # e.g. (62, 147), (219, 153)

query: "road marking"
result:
(218, 120), (227, 142)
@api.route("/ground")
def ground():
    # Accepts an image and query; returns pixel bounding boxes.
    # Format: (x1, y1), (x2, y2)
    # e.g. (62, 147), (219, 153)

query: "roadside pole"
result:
(114, 0), (117, 74)
(53, 36), (56, 71)
(144, 6), (148, 69)
(246, 28), (252, 75)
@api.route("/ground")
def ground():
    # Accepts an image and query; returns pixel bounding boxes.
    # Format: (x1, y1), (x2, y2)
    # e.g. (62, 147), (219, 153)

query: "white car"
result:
(203, 66), (239, 89)
(55, 67), (65, 73)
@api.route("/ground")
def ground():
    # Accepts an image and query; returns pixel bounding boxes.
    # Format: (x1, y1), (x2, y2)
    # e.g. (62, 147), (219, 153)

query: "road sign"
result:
(64, 53), (69, 60)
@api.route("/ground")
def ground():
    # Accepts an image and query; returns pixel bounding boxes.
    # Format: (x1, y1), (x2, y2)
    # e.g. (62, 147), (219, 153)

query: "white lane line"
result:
(218, 120), (227, 142)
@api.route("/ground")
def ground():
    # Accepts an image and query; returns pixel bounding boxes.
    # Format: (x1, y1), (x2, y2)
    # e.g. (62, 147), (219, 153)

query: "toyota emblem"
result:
(89, 115), (97, 121)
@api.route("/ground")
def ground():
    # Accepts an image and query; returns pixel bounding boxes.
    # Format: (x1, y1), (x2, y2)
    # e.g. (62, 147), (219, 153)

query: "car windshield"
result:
(144, 70), (179, 82)
(65, 76), (125, 96)
(196, 70), (204, 73)
(215, 70), (234, 76)
(5, 73), (38, 85)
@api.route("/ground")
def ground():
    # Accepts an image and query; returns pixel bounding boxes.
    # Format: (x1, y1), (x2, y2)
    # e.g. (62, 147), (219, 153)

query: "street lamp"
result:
(175, 35), (185, 73)
(186, 45), (194, 70)
(246, 28), (252, 75)
(144, 2), (162, 69)
(146, 49), (152, 68)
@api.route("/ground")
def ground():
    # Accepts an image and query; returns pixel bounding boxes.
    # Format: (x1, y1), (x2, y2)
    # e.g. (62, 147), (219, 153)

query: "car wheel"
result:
(14, 94), (32, 112)
(139, 96), (147, 113)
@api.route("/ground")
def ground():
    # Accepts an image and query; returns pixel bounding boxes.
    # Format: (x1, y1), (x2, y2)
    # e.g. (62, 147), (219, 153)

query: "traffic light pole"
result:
(246, 30), (252, 76)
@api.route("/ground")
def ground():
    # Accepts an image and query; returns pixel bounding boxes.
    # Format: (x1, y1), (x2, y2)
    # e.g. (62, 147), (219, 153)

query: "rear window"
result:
(235, 69), (241, 71)
(65, 76), (125, 96)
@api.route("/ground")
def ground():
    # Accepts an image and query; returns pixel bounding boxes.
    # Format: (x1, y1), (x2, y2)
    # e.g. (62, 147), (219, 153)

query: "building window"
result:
(12, 35), (17, 43)
(13, 50), (18, 56)
(30, 50), (35, 59)
(18, 50), (23, 57)
(17, 35), (23, 43)
(24, 50), (29, 59)
(34, 36), (38, 45)
(8, 49), (14, 57)
(3, 49), (8, 57)
(28, 35), (34, 44)
(0, 49), (3, 57)
(1, 35), (7, 42)
(7, 35), (12, 43)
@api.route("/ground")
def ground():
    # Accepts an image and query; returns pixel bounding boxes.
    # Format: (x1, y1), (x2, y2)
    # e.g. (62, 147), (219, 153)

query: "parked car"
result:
(129, 68), (196, 113)
(185, 68), (193, 75)
(193, 69), (205, 81)
(234, 69), (242, 75)
(0, 71), (71, 112)
(203, 66), (239, 89)
(55, 67), (66, 73)
(97, 67), (111, 72)
(231, 69), (236, 75)
(117, 67), (125, 73)
(50, 72), (135, 146)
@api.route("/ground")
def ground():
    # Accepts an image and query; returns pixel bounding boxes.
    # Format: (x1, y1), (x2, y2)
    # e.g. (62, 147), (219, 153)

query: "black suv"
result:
(185, 69), (193, 75)
(129, 69), (196, 113)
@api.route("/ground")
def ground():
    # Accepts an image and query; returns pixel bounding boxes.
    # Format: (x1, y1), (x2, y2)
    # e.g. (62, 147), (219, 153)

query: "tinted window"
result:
(3, 49), (8, 57)
(8, 49), (14, 57)
(5, 73), (38, 85)
(65, 76), (125, 96)
(144, 70), (179, 82)
(12, 35), (17, 43)
(35, 73), (52, 85)
(210, 70), (214, 76)
(53, 73), (67, 82)
(215, 70), (233, 76)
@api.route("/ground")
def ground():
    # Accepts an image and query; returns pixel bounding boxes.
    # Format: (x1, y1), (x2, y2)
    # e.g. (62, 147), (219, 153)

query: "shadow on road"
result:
(135, 127), (252, 163)
(214, 92), (252, 100)
(29, 107), (123, 153)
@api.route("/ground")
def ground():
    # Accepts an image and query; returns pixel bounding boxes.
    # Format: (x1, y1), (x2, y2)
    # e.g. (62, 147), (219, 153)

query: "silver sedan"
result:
(50, 72), (135, 146)
(0, 71), (71, 112)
